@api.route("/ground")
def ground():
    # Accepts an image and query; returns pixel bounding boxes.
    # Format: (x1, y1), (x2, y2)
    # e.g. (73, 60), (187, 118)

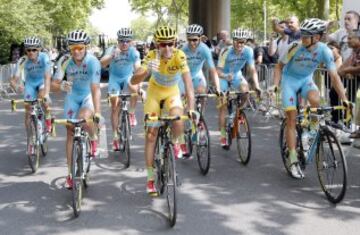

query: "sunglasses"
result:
(234, 40), (246, 44)
(159, 42), (175, 48)
(69, 45), (86, 51)
(188, 38), (199, 42)
(26, 48), (38, 53)
(119, 40), (131, 44)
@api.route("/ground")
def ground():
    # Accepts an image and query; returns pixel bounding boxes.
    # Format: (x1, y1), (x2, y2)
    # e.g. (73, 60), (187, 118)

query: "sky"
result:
(89, 0), (140, 39)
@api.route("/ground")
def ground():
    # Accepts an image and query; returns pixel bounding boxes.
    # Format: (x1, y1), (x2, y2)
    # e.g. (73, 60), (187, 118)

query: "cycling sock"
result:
(147, 167), (154, 181)
(289, 149), (298, 164)
(220, 128), (226, 137)
(113, 131), (118, 139)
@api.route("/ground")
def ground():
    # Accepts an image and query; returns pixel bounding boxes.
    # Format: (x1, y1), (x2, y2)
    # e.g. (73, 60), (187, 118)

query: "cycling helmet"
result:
(186, 24), (203, 37)
(24, 36), (41, 48)
(300, 18), (327, 36)
(67, 30), (90, 45)
(117, 27), (133, 40)
(154, 26), (177, 42)
(232, 28), (249, 40)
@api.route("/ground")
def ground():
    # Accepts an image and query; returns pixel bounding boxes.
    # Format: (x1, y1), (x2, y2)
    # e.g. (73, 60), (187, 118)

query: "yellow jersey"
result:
(141, 48), (189, 87)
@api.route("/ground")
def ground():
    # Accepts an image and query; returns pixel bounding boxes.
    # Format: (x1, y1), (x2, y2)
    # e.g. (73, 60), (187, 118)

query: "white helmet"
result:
(24, 36), (41, 48)
(232, 28), (249, 40)
(186, 24), (203, 36)
(300, 18), (327, 35)
(67, 30), (90, 45)
(117, 27), (133, 40)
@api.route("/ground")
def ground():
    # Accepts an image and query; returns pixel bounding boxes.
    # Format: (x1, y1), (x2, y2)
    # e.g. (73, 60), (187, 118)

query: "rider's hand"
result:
(60, 81), (72, 92)
(43, 94), (52, 105)
(188, 110), (200, 125)
(111, 47), (121, 59)
(147, 59), (160, 73)
(215, 90), (225, 97)
(255, 87), (262, 98)
(93, 112), (102, 124)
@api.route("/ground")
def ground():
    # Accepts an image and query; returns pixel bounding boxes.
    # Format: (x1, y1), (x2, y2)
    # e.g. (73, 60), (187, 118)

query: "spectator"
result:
(269, 20), (289, 59)
(338, 30), (360, 147)
(328, 10), (360, 61)
(272, 16), (301, 44)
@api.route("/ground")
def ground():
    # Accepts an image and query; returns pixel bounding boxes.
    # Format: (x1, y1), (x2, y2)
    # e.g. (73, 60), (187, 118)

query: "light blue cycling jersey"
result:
(15, 52), (51, 100)
(280, 42), (336, 110)
(217, 45), (255, 77)
(105, 46), (140, 80)
(54, 53), (101, 118)
(15, 52), (51, 85)
(54, 53), (101, 97)
(280, 42), (336, 78)
(181, 42), (215, 79)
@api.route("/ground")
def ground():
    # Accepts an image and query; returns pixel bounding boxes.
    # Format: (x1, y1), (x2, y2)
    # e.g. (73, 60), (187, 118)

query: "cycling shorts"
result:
(281, 75), (318, 111)
(64, 94), (94, 119)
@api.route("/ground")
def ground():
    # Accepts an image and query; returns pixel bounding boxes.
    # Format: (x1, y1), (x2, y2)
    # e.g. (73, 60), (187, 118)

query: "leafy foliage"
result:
(0, 0), (104, 64)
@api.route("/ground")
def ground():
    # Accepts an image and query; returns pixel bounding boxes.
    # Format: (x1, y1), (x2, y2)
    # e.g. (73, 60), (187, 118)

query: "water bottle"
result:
(38, 121), (43, 143)
(301, 130), (310, 152)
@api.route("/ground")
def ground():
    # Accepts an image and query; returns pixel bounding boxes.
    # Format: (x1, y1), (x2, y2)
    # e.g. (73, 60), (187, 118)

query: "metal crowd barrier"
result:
(254, 63), (359, 128)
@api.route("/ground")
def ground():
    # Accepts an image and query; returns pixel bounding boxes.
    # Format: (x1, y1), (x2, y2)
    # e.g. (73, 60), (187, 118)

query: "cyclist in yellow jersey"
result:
(131, 26), (195, 195)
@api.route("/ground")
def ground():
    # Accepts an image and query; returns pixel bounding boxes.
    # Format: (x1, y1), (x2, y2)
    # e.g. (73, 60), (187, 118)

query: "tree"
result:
(131, 16), (155, 41)
(128, 0), (188, 30)
(0, 0), (105, 64)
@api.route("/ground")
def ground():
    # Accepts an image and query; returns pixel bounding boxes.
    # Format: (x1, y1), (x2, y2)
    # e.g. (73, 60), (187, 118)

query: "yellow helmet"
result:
(154, 26), (177, 42)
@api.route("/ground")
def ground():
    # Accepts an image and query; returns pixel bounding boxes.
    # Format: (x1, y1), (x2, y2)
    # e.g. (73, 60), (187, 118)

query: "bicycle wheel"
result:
(236, 111), (251, 165)
(183, 128), (193, 157)
(154, 132), (165, 195)
(316, 128), (347, 204)
(40, 119), (48, 157)
(121, 113), (131, 168)
(165, 144), (177, 227)
(27, 117), (40, 173)
(196, 119), (211, 175)
(71, 140), (84, 217)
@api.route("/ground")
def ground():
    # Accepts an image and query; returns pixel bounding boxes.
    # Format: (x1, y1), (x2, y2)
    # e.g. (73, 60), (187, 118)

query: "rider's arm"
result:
(246, 48), (261, 90)
(182, 71), (195, 111)
(329, 70), (347, 100)
(51, 55), (68, 92)
(203, 45), (220, 91)
(43, 54), (52, 96)
(273, 62), (284, 88)
(131, 50), (154, 85)
(99, 46), (115, 68)
(323, 47), (347, 101)
(216, 48), (229, 79)
(90, 59), (102, 114)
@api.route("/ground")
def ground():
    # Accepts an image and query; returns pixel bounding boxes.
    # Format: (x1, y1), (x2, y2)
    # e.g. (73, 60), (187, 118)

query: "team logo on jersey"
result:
(312, 52), (318, 59)
(83, 64), (87, 68)
(289, 97), (294, 104)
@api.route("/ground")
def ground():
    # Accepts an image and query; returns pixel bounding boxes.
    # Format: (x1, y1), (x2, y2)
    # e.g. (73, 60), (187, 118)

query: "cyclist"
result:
(100, 27), (141, 151)
(131, 26), (195, 195)
(179, 24), (220, 95)
(52, 30), (102, 189)
(273, 18), (349, 178)
(178, 24), (220, 155)
(11, 36), (52, 154)
(217, 28), (261, 146)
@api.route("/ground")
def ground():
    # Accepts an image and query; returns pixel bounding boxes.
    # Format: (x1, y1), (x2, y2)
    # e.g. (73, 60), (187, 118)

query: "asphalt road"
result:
(1, 86), (360, 235)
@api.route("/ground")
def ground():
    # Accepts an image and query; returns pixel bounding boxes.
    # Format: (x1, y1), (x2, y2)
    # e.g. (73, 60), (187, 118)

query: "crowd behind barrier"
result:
(254, 63), (359, 129)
